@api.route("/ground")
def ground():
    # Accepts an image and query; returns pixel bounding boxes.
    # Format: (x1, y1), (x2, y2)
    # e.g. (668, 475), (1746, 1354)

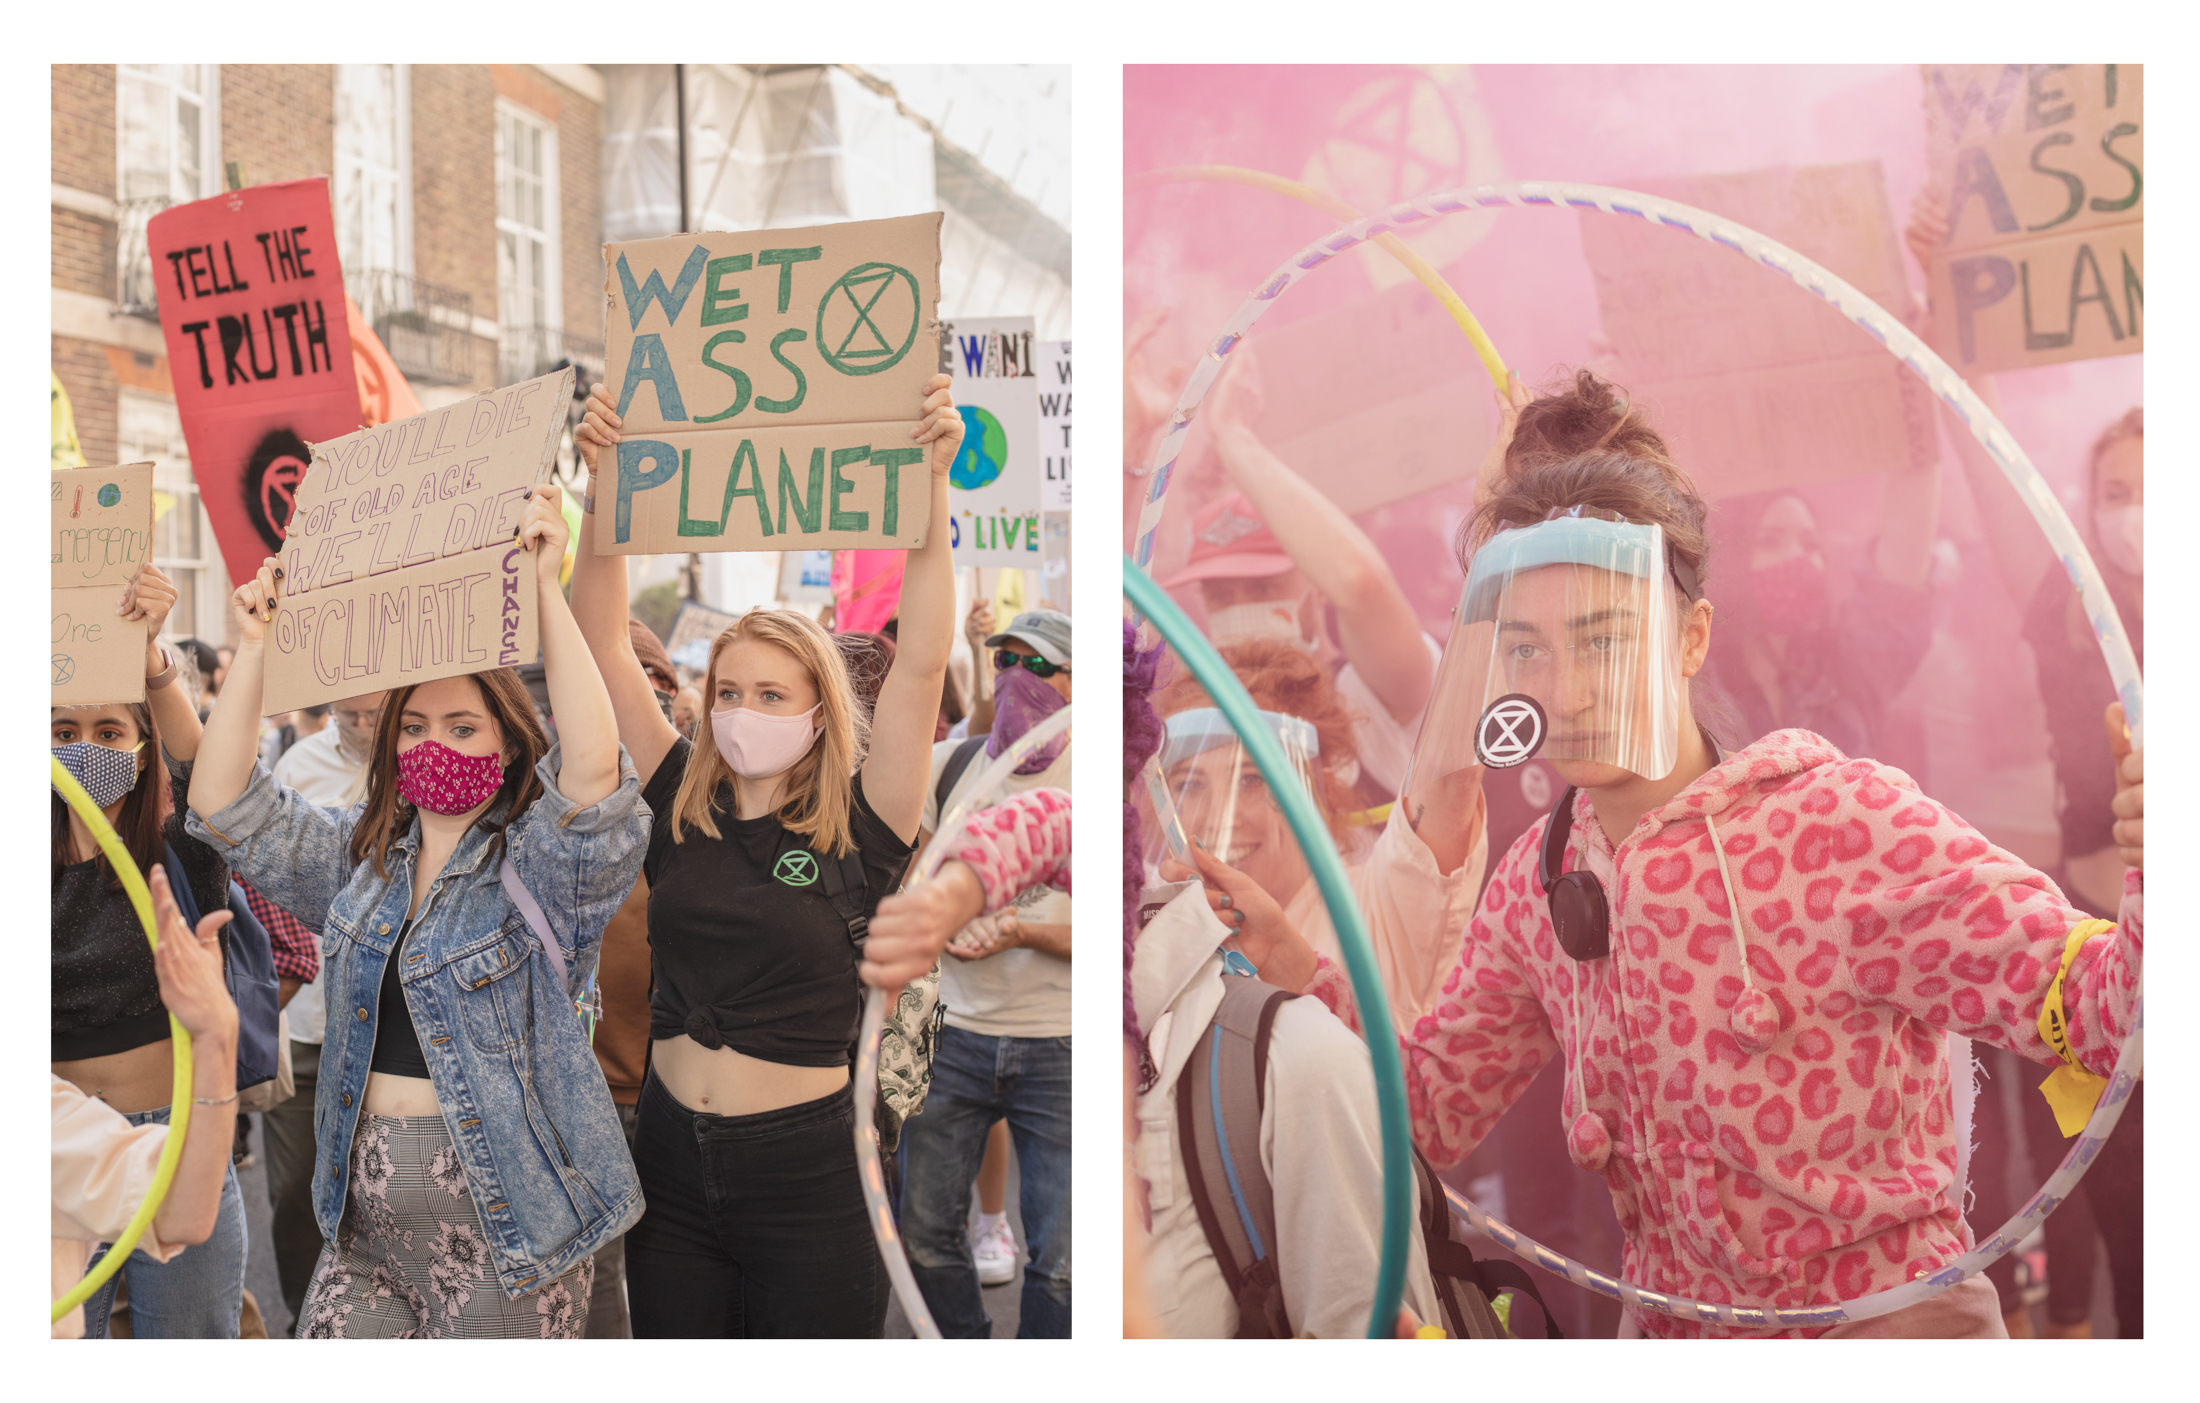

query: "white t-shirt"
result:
(921, 737), (1072, 1039)
(270, 727), (370, 1044)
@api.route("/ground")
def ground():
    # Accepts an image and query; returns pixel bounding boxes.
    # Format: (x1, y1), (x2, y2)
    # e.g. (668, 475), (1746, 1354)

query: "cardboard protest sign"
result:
(1921, 65), (2142, 374)
(147, 180), (362, 586)
(941, 317), (1042, 568)
(1245, 278), (1492, 516)
(1578, 161), (1936, 499)
(665, 600), (738, 671)
(597, 213), (943, 555)
(261, 370), (571, 713)
(1039, 340), (1071, 512)
(51, 463), (155, 705)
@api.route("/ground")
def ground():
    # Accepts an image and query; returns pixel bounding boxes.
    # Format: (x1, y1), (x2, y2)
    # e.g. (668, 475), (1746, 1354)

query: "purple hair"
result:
(1124, 618), (1165, 1091)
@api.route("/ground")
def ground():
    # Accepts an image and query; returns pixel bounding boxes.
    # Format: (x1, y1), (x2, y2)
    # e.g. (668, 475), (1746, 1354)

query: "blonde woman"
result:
(569, 376), (962, 1337)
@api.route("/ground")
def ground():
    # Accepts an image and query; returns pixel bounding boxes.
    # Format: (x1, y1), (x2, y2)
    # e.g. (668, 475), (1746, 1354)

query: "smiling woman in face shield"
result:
(1219, 431), (2145, 1339)
(1146, 640), (1483, 1033)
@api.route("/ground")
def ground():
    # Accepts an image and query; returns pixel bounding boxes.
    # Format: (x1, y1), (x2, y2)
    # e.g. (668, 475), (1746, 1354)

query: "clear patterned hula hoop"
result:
(851, 705), (1074, 1340)
(1135, 180), (2144, 1330)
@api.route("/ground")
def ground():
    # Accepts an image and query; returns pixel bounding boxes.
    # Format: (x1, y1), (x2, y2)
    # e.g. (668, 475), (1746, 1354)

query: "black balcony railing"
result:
(500, 325), (603, 391)
(348, 267), (475, 385)
(116, 195), (177, 320)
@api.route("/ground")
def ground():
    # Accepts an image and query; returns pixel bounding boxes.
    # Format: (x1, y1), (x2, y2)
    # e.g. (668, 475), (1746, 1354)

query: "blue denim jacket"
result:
(187, 742), (648, 1298)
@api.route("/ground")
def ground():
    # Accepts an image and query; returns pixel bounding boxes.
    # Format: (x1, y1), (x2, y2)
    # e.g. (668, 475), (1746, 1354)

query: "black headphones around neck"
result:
(1538, 786), (1612, 963)
(1535, 731), (1726, 964)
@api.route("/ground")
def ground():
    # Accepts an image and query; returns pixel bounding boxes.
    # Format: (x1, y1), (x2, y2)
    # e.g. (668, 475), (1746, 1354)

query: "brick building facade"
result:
(51, 63), (604, 644)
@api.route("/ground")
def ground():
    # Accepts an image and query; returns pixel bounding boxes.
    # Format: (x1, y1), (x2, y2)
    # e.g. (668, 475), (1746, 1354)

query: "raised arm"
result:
(571, 384), (681, 787)
(516, 485), (620, 806)
(1206, 353), (1433, 726)
(861, 372), (964, 841)
(188, 557), (282, 819)
(120, 563), (203, 761)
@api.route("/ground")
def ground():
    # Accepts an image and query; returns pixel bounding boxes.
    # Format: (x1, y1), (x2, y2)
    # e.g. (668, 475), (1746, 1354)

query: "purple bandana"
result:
(987, 665), (1068, 775)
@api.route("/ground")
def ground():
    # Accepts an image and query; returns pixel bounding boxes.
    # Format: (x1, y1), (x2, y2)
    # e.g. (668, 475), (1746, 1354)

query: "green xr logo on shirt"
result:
(774, 850), (820, 887)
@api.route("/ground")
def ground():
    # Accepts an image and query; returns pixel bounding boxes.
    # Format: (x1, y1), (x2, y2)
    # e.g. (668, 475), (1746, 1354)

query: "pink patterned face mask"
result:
(396, 738), (507, 815)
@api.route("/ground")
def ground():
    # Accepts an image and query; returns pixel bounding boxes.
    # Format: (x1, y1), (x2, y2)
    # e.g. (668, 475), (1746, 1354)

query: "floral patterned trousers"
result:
(298, 1114), (592, 1339)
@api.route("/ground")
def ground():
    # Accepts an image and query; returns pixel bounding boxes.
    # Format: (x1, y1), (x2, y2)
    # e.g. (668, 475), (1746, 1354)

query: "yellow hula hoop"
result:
(1131, 164), (1512, 391)
(50, 756), (194, 1327)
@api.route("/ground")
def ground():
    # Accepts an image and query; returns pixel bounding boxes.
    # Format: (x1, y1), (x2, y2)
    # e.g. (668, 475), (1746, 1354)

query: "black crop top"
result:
(641, 736), (914, 1066)
(52, 754), (232, 1062)
(370, 921), (431, 1078)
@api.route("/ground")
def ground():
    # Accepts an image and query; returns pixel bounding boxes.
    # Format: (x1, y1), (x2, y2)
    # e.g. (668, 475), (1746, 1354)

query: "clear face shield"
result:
(1405, 513), (1691, 796)
(1142, 706), (1326, 909)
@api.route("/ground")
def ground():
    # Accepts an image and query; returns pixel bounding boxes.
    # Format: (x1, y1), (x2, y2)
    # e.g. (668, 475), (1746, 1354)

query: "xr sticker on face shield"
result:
(1475, 693), (1547, 768)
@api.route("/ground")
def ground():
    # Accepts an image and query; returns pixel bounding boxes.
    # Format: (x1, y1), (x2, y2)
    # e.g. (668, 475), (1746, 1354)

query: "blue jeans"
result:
(900, 1027), (1071, 1338)
(80, 1103), (248, 1339)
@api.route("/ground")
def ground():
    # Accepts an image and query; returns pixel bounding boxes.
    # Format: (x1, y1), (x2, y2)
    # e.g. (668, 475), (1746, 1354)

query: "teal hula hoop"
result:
(1127, 560), (1412, 1339)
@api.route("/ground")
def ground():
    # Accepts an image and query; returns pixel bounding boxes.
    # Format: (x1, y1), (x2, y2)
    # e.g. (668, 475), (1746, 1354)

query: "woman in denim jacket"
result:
(187, 487), (648, 1339)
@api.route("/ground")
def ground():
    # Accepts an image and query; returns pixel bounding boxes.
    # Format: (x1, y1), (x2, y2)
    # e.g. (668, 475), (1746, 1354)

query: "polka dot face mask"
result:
(51, 740), (145, 811)
(396, 739), (507, 815)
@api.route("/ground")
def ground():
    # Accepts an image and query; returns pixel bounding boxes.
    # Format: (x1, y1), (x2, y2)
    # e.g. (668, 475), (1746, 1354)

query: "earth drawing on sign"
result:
(950, 405), (1007, 491)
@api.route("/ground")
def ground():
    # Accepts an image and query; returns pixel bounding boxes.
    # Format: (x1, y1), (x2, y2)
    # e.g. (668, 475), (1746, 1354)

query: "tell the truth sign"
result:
(597, 212), (942, 555)
(147, 179), (362, 586)
(261, 370), (571, 714)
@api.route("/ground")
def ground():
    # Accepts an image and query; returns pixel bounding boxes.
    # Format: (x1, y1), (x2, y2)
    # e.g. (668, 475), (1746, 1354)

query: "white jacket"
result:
(1132, 882), (1440, 1338)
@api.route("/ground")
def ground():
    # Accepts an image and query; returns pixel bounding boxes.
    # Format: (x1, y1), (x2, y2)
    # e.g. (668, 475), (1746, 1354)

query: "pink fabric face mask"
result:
(711, 703), (822, 780)
(397, 739), (508, 815)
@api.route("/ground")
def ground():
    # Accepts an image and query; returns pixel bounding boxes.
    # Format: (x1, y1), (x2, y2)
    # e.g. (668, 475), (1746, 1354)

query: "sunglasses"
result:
(995, 649), (1067, 679)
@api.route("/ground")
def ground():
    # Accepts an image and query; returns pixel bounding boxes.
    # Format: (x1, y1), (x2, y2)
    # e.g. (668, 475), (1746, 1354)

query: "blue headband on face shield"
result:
(1460, 512), (1699, 623)
(1161, 707), (1320, 774)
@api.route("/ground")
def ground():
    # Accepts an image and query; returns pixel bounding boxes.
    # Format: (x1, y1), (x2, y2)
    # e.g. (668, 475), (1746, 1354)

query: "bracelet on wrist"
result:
(193, 1089), (240, 1107)
(145, 645), (179, 691)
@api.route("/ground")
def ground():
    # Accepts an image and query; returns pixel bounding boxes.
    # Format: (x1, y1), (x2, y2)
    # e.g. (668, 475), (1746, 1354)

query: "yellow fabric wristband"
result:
(2035, 918), (2115, 1137)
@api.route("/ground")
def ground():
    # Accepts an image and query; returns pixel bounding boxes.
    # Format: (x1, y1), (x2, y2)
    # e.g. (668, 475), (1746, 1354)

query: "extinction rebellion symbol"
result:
(1475, 693), (1547, 769)
(817, 262), (922, 376)
(774, 850), (820, 887)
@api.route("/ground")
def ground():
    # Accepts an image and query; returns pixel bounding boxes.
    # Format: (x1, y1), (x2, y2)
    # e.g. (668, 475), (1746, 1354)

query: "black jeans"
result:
(625, 1071), (888, 1338)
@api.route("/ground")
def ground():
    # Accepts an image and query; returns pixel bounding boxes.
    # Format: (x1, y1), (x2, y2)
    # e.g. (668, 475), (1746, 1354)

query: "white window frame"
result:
(119, 388), (225, 646)
(115, 64), (221, 205)
(495, 98), (563, 381)
(333, 63), (413, 282)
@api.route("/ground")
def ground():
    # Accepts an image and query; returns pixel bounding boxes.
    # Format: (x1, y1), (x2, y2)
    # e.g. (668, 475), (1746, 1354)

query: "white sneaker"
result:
(973, 1216), (1019, 1286)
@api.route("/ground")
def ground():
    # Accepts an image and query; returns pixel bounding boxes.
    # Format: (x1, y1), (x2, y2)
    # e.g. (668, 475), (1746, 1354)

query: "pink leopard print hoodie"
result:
(948, 787), (1071, 910)
(1309, 730), (2141, 1338)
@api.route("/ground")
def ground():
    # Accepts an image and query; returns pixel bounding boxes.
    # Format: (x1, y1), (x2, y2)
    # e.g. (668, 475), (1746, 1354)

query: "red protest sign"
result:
(147, 179), (363, 586)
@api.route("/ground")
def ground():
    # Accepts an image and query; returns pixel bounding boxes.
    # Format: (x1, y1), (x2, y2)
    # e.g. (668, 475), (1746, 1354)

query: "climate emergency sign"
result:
(147, 179), (363, 586)
(260, 369), (571, 713)
(594, 212), (942, 555)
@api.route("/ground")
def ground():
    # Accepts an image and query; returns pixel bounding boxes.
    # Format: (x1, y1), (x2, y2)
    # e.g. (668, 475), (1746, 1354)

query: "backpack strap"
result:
(814, 842), (872, 953)
(1177, 972), (1297, 1338)
(500, 856), (567, 991)
(933, 735), (989, 822)
(1409, 1149), (1566, 1339)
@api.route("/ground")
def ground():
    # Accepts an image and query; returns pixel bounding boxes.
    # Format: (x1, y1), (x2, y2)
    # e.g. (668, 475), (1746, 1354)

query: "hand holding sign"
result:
(514, 484), (572, 580)
(575, 383), (622, 476)
(231, 557), (284, 644)
(916, 372), (965, 480)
